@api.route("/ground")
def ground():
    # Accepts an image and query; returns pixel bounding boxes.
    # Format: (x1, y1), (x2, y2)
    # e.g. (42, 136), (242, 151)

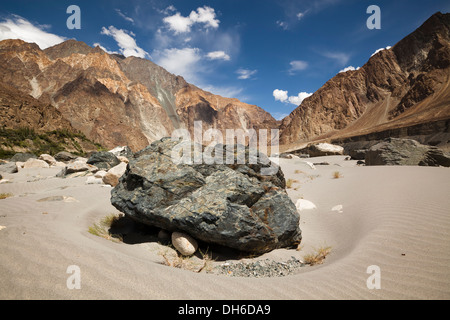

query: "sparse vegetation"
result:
(0, 127), (104, 159)
(159, 246), (215, 273)
(88, 214), (123, 242)
(0, 193), (13, 200)
(333, 171), (342, 179)
(286, 179), (299, 189)
(303, 246), (332, 266)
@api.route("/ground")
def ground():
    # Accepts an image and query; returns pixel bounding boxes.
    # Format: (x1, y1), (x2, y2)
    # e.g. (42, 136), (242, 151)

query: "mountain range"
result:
(0, 12), (449, 155)
(279, 12), (450, 150)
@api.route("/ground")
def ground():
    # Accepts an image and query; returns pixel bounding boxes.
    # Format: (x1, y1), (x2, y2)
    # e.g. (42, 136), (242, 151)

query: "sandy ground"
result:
(0, 156), (449, 300)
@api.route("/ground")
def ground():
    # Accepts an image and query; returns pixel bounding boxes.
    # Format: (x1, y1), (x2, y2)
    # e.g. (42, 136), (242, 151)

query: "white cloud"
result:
(289, 60), (308, 74)
(236, 68), (257, 80)
(93, 42), (119, 55)
(296, 12), (305, 20)
(101, 26), (149, 58)
(288, 92), (313, 105)
(273, 89), (289, 102)
(276, 20), (289, 30)
(163, 12), (193, 34)
(273, 89), (312, 106)
(153, 47), (202, 83)
(206, 51), (230, 61)
(371, 46), (392, 57)
(163, 6), (219, 34)
(0, 15), (66, 49)
(115, 9), (134, 24)
(321, 51), (351, 66)
(338, 65), (360, 73)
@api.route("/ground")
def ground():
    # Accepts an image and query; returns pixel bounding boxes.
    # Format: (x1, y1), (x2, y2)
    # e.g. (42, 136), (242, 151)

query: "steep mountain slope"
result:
(279, 12), (450, 147)
(0, 39), (277, 151)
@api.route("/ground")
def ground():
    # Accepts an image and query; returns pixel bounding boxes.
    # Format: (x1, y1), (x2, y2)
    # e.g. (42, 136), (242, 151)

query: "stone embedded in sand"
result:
(111, 138), (302, 254)
(331, 205), (343, 213)
(37, 196), (78, 202)
(22, 159), (50, 169)
(295, 199), (317, 212)
(171, 232), (198, 256)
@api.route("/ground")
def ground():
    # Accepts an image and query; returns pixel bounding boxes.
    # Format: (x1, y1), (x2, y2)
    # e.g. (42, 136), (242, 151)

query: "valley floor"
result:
(0, 157), (449, 299)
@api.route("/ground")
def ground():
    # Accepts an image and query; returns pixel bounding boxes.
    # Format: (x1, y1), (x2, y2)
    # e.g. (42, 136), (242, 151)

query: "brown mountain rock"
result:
(279, 12), (450, 148)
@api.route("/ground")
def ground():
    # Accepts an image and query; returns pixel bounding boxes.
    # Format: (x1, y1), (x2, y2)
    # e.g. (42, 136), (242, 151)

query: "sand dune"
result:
(1, 157), (449, 300)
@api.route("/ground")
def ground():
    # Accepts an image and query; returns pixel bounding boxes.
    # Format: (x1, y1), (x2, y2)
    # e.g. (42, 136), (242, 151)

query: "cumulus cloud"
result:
(206, 51), (230, 61)
(289, 60), (308, 74)
(0, 15), (66, 49)
(371, 46), (392, 57)
(163, 6), (219, 34)
(273, 89), (312, 106)
(153, 47), (202, 83)
(101, 26), (149, 58)
(338, 65), (360, 73)
(236, 68), (257, 80)
(273, 89), (289, 102)
(288, 92), (313, 105)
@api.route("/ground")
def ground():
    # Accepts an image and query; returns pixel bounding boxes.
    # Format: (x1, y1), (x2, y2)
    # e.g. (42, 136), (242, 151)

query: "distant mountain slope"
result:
(0, 38), (277, 151)
(279, 12), (450, 147)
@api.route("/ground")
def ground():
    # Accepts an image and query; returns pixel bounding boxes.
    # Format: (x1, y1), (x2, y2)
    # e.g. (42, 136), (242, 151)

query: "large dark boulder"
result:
(87, 151), (120, 170)
(365, 138), (450, 167)
(111, 138), (302, 254)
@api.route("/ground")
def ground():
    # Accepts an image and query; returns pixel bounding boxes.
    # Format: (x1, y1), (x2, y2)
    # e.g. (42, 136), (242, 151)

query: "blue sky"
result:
(1, 0), (449, 120)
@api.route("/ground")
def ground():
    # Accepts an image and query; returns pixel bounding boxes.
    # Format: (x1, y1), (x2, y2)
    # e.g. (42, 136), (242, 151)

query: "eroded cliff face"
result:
(279, 12), (450, 146)
(0, 39), (277, 151)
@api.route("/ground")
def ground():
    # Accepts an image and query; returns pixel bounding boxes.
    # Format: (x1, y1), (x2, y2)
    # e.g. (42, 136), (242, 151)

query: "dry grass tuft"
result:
(88, 214), (123, 242)
(0, 193), (13, 200)
(303, 246), (332, 266)
(286, 179), (299, 189)
(333, 171), (343, 179)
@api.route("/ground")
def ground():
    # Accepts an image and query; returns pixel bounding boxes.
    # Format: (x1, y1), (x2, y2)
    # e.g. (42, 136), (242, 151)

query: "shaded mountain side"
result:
(279, 12), (450, 148)
(0, 82), (102, 158)
(0, 38), (278, 152)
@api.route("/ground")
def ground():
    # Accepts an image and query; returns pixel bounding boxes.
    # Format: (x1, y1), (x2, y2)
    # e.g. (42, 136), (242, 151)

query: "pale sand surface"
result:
(0, 157), (449, 299)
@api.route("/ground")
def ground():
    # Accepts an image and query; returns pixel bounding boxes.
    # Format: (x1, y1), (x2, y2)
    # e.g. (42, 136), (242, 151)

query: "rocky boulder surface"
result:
(111, 138), (302, 254)
(87, 151), (121, 170)
(365, 138), (450, 166)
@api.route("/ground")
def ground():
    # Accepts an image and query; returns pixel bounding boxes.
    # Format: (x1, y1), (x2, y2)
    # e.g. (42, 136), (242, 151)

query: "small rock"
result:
(86, 176), (104, 185)
(295, 199), (317, 212)
(331, 204), (343, 213)
(94, 170), (108, 179)
(0, 226), (6, 231)
(10, 153), (36, 163)
(87, 152), (121, 170)
(54, 151), (78, 162)
(172, 232), (198, 256)
(102, 162), (127, 187)
(22, 159), (50, 169)
(38, 154), (57, 166)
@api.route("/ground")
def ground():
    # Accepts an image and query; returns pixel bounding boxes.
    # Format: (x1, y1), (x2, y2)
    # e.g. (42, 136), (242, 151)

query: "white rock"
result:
(117, 155), (129, 163)
(295, 199), (317, 212)
(331, 205), (344, 213)
(86, 176), (104, 185)
(22, 159), (50, 169)
(171, 232), (198, 256)
(303, 161), (316, 170)
(39, 154), (56, 166)
(94, 170), (107, 178)
(0, 226), (6, 231)
(315, 143), (344, 154)
(102, 162), (127, 187)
